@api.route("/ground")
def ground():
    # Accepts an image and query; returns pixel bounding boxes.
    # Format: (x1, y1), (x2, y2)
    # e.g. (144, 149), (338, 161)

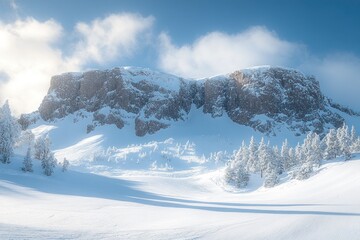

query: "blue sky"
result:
(0, 0), (360, 114)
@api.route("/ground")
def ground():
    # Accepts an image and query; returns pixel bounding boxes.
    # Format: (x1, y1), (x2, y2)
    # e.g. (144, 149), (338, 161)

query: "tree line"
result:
(225, 124), (360, 188)
(0, 101), (69, 175)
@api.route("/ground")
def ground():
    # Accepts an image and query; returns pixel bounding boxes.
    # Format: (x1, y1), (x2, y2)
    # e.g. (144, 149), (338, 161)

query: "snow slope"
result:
(23, 104), (360, 174)
(26, 106), (305, 171)
(1, 156), (360, 239)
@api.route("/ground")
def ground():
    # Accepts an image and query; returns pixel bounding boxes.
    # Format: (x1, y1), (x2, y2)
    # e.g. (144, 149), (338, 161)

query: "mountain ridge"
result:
(21, 66), (357, 137)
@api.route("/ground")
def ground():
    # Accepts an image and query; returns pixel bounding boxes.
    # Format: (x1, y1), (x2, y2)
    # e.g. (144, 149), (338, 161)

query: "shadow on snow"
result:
(1, 169), (359, 217)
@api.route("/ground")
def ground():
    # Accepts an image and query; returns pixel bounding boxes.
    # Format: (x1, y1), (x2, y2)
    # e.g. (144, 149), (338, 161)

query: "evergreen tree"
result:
(323, 129), (339, 160)
(42, 152), (57, 176)
(351, 137), (360, 153)
(0, 101), (20, 163)
(257, 138), (268, 177)
(238, 141), (249, 169)
(295, 132), (321, 180)
(35, 135), (56, 176)
(62, 158), (69, 172)
(257, 138), (280, 179)
(22, 147), (33, 172)
(247, 136), (258, 173)
(263, 160), (279, 188)
(311, 133), (322, 167)
(301, 132), (314, 164)
(272, 145), (282, 174)
(288, 147), (296, 169)
(350, 126), (357, 146)
(34, 135), (51, 161)
(224, 158), (249, 188)
(296, 161), (313, 180)
(281, 139), (291, 171)
(337, 124), (351, 160)
(295, 143), (304, 164)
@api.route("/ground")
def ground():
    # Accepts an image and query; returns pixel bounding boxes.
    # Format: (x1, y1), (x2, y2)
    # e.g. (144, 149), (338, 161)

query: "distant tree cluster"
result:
(225, 124), (360, 188)
(0, 101), (69, 176)
(0, 101), (20, 164)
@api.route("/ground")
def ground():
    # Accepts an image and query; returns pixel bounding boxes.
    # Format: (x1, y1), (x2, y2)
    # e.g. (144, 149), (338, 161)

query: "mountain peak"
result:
(31, 66), (350, 137)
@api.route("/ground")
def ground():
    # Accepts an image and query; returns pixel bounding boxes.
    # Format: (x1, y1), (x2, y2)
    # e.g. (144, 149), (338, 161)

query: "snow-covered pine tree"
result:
(247, 136), (258, 173)
(295, 143), (304, 164)
(337, 124), (351, 160)
(301, 132), (314, 162)
(302, 132), (322, 168)
(296, 160), (313, 180)
(323, 129), (339, 160)
(351, 137), (360, 153)
(295, 132), (317, 180)
(42, 152), (57, 176)
(224, 158), (249, 188)
(34, 135), (51, 160)
(232, 144), (242, 165)
(311, 133), (322, 167)
(263, 159), (279, 188)
(281, 139), (291, 171)
(350, 126), (359, 153)
(272, 145), (282, 174)
(238, 141), (249, 169)
(288, 147), (296, 169)
(35, 135), (57, 176)
(22, 146), (33, 172)
(62, 158), (69, 172)
(257, 137), (268, 178)
(257, 138), (279, 179)
(0, 101), (20, 164)
(350, 126), (357, 146)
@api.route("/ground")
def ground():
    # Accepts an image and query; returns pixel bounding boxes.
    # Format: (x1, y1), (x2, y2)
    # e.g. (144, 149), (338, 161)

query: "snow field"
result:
(1, 157), (360, 239)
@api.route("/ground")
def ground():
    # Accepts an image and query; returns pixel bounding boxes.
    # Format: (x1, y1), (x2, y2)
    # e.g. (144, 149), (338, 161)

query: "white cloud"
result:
(0, 18), (69, 115)
(0, 13), (153, 115)
(69, 13), (154, 67)
(2, 12), (360, 116)
(158, 27), (360, 111)
(301, 53), (360, 111)
(158, 26), (306, 78)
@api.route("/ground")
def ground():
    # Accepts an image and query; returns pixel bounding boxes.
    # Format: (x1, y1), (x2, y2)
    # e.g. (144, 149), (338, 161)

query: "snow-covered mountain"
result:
(3, 66), (360, 240)
(18, 65), (360, 170)
(25, 66), (358, 138)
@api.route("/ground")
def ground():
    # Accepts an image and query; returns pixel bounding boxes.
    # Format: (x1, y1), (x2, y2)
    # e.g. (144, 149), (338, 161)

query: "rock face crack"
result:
(36, 66), (344, 136)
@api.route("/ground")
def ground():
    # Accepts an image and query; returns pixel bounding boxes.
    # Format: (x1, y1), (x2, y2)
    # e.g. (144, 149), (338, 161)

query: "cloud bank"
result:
(302, 53), (360, 110)
(158, 27), (306, 78)
(70, 13), (154, 67)
(0, 13), (153, 115)
(158, 27), (360, 111)
(1, 8), (360, 114)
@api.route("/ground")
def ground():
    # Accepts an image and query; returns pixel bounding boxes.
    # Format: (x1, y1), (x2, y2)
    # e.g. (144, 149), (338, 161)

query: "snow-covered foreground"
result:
(1, 158), (360, 239)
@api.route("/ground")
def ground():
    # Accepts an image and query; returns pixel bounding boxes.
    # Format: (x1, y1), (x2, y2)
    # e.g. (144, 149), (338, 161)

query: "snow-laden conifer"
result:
(0, 101), (20, 164)
(323, 129), (339, 160)
(281, 139), (291, 171)
(247, 136), (258, 173)
(22, 147), (33, 172)
(62, 158), (69, 172)
(337, 124), (351, 160)
(311, 133), (322, 167)
(225, 156), (249, 188)
(35, 135), (57, 176)
(42, 152), (57, 176)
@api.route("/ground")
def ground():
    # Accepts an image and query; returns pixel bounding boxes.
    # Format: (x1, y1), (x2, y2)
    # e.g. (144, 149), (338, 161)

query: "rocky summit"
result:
(32, 66), (356, 137)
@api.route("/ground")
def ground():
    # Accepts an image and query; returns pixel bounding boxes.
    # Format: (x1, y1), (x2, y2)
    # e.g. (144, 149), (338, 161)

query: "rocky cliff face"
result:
(36, 66), (347, 136)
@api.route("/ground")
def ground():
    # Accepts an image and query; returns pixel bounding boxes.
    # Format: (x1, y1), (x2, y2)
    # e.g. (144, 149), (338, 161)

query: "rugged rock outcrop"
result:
(35, 66), (348, 136)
